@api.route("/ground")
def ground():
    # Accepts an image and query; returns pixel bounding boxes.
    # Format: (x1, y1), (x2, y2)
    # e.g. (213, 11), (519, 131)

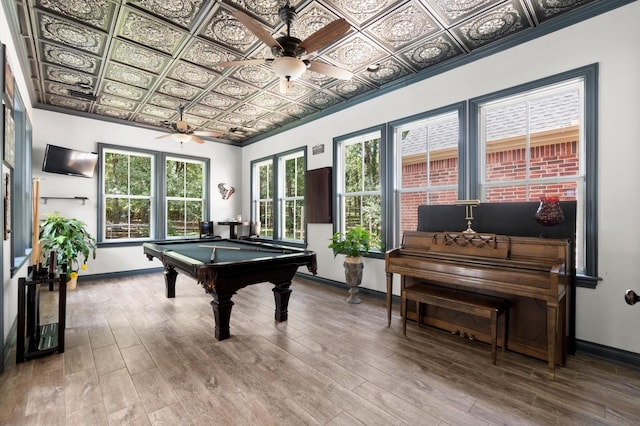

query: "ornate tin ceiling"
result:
(10, 0), (604, 145)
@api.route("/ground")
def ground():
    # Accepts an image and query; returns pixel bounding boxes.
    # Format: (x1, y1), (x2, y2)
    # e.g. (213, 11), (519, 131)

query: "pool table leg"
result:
(273, 282), (292, 322)
(164, 266), (177, 298)
(210, 291), (234, 341)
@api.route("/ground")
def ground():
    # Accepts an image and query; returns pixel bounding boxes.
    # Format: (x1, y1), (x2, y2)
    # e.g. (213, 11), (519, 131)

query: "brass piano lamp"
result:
(455, 199), (481, 233)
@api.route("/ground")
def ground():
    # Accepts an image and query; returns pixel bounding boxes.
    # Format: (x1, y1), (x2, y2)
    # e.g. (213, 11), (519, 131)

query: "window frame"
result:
(97, 143), (210, 244)
(333, 124), (387, 255)
(387, 102), (467, 248)
(250, 146), (307, 245)
(469, 64), (598, 283)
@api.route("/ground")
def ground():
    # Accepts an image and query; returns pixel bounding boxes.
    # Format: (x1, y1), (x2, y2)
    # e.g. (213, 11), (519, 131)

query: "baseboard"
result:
(2, 318), (17, 372)
(77, 267), (164, 283)
(575, 339), (640, 370)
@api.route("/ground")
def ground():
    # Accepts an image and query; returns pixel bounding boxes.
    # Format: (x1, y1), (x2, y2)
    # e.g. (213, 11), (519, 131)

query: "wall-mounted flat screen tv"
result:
(42, 144), (98, 178)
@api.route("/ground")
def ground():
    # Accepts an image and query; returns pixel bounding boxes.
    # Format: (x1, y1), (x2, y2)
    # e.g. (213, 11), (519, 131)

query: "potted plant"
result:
(329, 225), (377, 304)
(39, 212), (97, 290)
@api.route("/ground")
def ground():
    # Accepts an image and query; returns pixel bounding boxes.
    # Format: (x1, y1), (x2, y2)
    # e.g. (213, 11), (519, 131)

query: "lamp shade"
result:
(272, 57), (307, 81)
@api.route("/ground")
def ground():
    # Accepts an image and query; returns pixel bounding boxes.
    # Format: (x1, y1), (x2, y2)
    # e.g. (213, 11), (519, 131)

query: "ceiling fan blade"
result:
(189, 135), (206, 144)
(194, 130), (224, 138)
(298, 18), (350, 55)
(233, 10), (283, 51)
(308, 61), (353, 80)
(216, 59), (268, 68)
(155, 133), (174, 139)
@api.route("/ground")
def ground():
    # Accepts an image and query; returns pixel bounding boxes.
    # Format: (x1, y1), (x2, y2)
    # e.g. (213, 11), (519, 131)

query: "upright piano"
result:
(386, 226), (574, 379)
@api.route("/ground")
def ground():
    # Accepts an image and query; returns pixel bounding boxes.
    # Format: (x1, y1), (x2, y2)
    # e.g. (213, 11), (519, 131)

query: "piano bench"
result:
(402, 285), (509, 365)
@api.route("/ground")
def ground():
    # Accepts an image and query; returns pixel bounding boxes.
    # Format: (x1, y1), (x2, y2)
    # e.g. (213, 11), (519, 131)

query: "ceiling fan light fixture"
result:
(278, 78), (296, 95)
(272, 56), (307, 81)
(172, 133), (191, 143)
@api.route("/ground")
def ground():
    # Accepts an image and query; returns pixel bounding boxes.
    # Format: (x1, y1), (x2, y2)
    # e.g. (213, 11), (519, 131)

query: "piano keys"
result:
(386, 230), (573, 379)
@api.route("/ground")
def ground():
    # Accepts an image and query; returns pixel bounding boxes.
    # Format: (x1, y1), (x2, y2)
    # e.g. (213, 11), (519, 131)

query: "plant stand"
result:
(344, 257), (363, 304)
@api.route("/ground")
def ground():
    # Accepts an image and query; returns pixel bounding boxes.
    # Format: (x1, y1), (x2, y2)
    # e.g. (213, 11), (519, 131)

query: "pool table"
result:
(143, 239), (317, 341)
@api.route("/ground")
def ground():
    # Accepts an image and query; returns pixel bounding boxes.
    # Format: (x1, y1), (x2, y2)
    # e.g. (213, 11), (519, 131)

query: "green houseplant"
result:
(329, 225), (377, 304)
(39, 212), (97, 288)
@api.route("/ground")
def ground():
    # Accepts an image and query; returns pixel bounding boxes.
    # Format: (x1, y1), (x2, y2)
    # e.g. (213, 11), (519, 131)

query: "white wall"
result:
(32, 110), (243, 275)
(243, 2), (640, 355)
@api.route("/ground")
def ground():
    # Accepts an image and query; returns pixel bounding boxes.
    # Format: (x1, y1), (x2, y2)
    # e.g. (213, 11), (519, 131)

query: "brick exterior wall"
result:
(399, 138), (579, 236)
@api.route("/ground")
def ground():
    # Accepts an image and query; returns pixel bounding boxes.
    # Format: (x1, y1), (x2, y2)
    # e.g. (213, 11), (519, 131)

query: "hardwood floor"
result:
(1, 272), (639, 425)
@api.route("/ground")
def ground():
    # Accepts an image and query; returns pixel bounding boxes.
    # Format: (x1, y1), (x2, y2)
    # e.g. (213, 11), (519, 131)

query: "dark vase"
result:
(535, 197), (564, 226)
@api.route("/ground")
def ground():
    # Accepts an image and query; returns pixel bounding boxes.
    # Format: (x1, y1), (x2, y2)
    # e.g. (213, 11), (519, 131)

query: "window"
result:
(279, 152), (305, 240)
(98, 144), (209, 242)
(390, 105), (464, 247)
(165, 157), (206, 237)
(253, 159), (274, 239)
(470, 64), (597, 278)
(102, 148), (153, 240)
(334, 125), (385, 250)
(251, 148), (306, 243)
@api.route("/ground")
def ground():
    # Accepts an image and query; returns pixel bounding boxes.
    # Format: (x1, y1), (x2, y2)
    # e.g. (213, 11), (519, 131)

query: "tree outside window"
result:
(166, 158), (205, 237)
(103, 150), (152, 240)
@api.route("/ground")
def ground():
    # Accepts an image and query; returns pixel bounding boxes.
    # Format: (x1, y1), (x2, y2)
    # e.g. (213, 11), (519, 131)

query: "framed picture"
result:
(3, 105), (14, 168)
(3, 44), (14, 107)
(4, 172), (10, 240)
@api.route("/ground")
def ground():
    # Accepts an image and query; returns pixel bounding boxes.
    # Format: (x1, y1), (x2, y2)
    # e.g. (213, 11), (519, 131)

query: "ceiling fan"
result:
(219, 2), (353, 94)
(156, 106), (223, 144)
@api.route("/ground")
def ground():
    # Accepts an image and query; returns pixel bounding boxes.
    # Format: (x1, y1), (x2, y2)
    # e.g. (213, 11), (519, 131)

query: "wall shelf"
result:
(41, 196), (88, 205)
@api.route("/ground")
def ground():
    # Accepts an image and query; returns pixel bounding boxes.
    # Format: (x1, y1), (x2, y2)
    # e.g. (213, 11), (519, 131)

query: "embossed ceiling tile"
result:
(529, 0), (598, 23)
(46, 81), (78, 98)
(44, 64), (96, 88)
(227, 0), (286, 27)
(326, 0), (401, 26)
(231, 103), (270, 119)
(156, 80), (201, 100)
(41, 42), (100, 74)
(400, 32), (463, 69)
(357, 57), (412, 86)
(111, 40), (170, 74)
(262, 111), (298, 126)
(366, 1), (441, 50)
(97, 94), (138, 111)
(105, 62), (156, 89)
(183, 114), (208, 127)
(326, 77), (372, 99)
(291, 2), (341, 42)
(425, 0), (499, 26)
(133, 113), (167, 127)
(36, 12), (107, 55)
(211, 78), (259, 100)
(200, 92), (238, 109)
(126, 0), (206, 28)
(230, 64), (276, 88)
(301, 90), (342, 109)
(218, 113), (254, 127)
(94, 105), (132, 120)
(117, 7), (187, 55)
(101, 80), (147, 101)
(167, 61), (220, 88)
(187, 104), (222, 119)
(183, 39), (240, 71)
(452, 1), (531, 50)
(324, 34), (388, 72)
(46, 94), (91, 111)
(140, 104), (177, 119)
(147, 93), (184, 110)
(35, 0), (115, 31)
(248, 92), (288, 110)
(248, 120), (275, 132)
(201, 6), (259, 54)
(280, 103), (318, 118)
